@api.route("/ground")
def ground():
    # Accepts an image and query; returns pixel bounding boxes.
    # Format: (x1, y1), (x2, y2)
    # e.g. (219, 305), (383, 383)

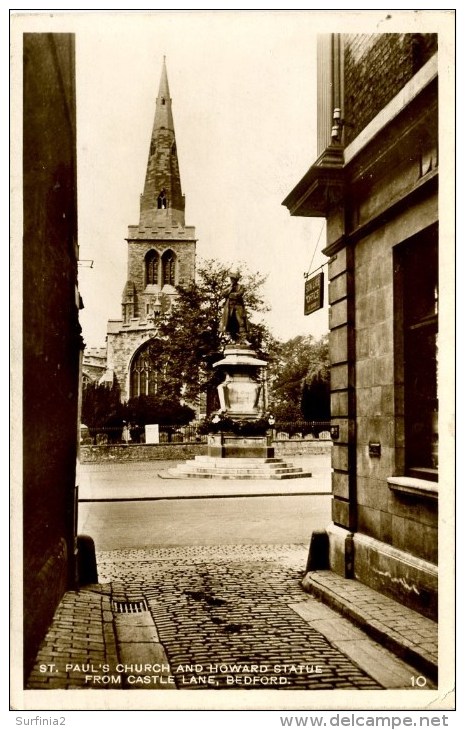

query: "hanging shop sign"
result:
(304, 272), (324, 315)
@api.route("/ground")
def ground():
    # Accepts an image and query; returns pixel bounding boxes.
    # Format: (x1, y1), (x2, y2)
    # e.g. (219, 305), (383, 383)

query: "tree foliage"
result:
(152, 258), (272, 410)
(124, 395), (195, 427)
(301, 371), (330, 422)
(81, 384), (195, 442)
(81, 382), (124, 430)
(267, 334), (330, 422)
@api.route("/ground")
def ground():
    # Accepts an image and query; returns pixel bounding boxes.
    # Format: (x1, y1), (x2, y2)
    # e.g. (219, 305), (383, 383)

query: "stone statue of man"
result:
(220, 272), (249, 343)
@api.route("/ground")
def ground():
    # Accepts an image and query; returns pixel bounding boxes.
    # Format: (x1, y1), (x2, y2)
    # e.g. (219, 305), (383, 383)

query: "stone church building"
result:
(83, 59), (196, 400)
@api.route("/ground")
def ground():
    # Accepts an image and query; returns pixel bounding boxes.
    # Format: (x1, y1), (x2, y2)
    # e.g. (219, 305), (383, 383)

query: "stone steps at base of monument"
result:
(169, 470), (313, 480)
(168, 462), (312, 480)
(175, 459), (301, 471)
(173, 472), (312, 481)
(196, 456), (284, 465)
(175, 467), (304, 475)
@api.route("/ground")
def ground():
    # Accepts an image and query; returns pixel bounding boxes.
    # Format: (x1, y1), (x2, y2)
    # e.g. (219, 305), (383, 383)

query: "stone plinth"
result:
(207, 433), (274, 459)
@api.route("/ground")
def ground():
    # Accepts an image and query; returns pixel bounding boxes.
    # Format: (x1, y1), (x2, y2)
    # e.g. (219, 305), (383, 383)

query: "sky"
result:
(12, 9), (452, 349)
(72, 10), (332, 347)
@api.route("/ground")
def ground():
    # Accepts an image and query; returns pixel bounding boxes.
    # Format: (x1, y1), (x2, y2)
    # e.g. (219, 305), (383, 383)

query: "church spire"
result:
(139, 58), (185, 227)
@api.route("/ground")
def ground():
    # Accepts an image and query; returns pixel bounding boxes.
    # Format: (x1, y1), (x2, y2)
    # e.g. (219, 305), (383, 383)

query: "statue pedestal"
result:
(214, 345), (267, 420)
(167, 342), (313, 479)
(207, 433), (274, 459)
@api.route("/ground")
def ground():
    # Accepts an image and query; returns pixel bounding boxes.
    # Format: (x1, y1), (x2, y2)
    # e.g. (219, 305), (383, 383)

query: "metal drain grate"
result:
(112, 599), (148, 614)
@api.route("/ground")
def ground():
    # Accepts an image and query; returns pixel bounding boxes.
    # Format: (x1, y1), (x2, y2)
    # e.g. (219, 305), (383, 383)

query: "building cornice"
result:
(281, 145), (344, 218)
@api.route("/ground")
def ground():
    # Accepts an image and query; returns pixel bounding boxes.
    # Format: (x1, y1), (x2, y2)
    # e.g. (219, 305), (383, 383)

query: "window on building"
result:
(145, 250), (159, 286)
(162, 249), (176, 287)
(394, 224), (438, 480)
(157, 189), (167, 209)
(130, 346), (159, 398)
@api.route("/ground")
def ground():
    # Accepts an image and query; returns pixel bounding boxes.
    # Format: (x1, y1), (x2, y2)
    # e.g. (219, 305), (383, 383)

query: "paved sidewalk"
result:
(26, 585), (119, 689)
(26, 544), (435, 695)
(302, 571), (438, 682)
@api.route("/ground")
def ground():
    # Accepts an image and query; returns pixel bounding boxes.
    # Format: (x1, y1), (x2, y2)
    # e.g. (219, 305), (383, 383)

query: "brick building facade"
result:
(84, 59), (196, 401)
(283, 33), (440, 619)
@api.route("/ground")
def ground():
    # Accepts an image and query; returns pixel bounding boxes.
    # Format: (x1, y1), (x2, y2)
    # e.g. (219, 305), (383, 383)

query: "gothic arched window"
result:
(145, 250), (159, 286)
(162, 250), (176, 287)
(130, 345), (159, 398)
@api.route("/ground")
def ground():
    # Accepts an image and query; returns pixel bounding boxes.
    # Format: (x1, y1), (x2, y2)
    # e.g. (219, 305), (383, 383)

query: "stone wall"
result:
(23, 33), (80, 680)
(276, 440), (332, 457)
(80, 439), (332, 463)
(353, 169), (438, 565)
(80, 442), (208, 463)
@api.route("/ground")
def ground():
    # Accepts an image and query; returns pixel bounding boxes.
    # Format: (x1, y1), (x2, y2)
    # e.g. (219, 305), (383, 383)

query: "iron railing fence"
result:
(80, 424), (206, 445)
(80, 421), (332, 445)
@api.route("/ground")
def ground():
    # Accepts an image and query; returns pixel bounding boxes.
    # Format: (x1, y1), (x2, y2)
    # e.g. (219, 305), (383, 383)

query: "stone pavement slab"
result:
(301, 570), (438, 682)
(289, 601), (422, 689)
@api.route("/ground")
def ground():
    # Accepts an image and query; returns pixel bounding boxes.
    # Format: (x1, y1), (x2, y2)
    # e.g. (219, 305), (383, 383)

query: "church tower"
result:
(101, 59), (197, 401)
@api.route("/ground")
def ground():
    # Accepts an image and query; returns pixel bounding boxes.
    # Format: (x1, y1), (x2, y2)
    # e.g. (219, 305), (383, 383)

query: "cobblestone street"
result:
(27, 542), (433, 693)
(96, 544), (382, 691)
